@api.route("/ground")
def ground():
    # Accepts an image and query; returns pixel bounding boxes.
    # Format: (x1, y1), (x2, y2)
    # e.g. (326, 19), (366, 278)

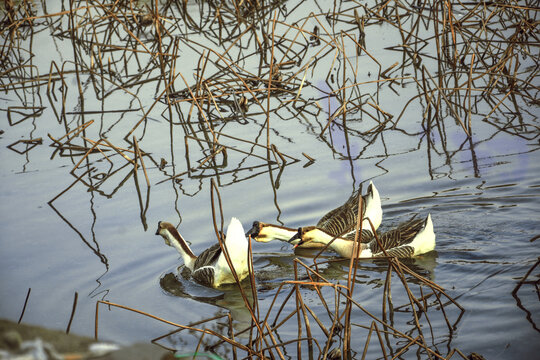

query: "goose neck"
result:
(259, 225), (297, 242)
(164, 229), (197, 270)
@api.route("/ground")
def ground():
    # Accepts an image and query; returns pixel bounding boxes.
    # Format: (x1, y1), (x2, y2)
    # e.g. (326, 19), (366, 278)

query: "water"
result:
(1, 1), (539, 358)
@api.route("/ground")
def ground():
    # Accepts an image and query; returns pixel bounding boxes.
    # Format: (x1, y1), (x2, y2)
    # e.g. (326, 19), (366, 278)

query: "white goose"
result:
(289, 214), (436, 258)
(155, 217), (249, 287)
(246, 181), (383, 248)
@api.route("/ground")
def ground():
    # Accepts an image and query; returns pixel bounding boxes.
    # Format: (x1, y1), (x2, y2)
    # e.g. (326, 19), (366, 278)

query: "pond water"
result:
(1, 1), (539, 359)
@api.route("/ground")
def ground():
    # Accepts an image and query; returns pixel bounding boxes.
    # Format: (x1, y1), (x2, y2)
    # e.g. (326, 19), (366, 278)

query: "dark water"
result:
(1, 1), (539, 359)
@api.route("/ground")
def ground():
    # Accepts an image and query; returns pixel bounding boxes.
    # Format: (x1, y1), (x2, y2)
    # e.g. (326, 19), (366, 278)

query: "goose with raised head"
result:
(155, 217), (249, 288)
(289, 214), (436, 258)
(246, 181), (382, 248)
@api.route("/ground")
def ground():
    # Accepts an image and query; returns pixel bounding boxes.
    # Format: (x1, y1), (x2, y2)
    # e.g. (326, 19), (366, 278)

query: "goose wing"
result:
(373, 245), (415, 258)
(368, 217), (425, 254)
(343, 228), (375, 243)
(191, 266), (215, 287)
(316, 189), (363, 236)
(193, 243), (222, 270)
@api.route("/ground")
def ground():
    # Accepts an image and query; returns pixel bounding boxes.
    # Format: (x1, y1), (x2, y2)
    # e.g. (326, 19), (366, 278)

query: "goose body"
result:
(290, 214), (435, 259)
(155, 217), (249, 287)
(246, 181), (382, 248)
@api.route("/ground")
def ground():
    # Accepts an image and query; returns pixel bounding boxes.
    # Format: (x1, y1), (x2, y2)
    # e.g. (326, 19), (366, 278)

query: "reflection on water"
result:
(1, 0), (539, 358)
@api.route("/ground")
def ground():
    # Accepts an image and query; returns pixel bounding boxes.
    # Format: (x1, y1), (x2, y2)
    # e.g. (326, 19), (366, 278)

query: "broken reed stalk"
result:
(266, 11), (278, 157)
(293, 261), (302, 358)
(133, 135), (150, 187)
(343, 184), (364, 358)
(18, 288), (31, 324)
(49, 167), (95, 204)
(151, 313), (232, 347)
(66, 291), (78, 334)
(512, 257), (540, 296)
(95, 300), (255, 354)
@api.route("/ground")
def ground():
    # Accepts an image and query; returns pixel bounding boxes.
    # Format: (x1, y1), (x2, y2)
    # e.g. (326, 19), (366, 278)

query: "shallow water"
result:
(1, 1), (539, 359)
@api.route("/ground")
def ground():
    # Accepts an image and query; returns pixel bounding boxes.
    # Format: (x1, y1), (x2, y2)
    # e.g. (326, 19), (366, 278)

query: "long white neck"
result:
(259, 225), (297, 242)
(163, 229), (196, 270)
(307, 229), (370, 258)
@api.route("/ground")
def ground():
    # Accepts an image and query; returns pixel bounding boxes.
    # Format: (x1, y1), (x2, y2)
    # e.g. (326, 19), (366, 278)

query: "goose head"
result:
(155, 221), (193, 255)
(156, 221), (175, 246)
(245, 221), (263, 239)
(288, 226), (330, 248)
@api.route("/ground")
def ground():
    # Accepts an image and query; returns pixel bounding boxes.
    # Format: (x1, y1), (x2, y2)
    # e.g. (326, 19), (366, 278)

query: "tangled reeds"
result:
(90, 184), (466, 359)
(3, 0), (539, 358)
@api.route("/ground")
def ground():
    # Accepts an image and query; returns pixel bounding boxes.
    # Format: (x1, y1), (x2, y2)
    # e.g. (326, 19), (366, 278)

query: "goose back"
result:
(192, 243), (222, 270)
(368, 217), (424, 254)
(316, 188), (363, 236)
(342, 228), (376, 243)
(367, 215), (435, 257)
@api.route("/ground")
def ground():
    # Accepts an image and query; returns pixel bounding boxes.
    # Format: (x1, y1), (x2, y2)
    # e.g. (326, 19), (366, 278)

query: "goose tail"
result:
(363, 181), (383, 233)
(411, 214), (436, 256)
(226, 217), (246, 244)
(223, 217), (248, 262)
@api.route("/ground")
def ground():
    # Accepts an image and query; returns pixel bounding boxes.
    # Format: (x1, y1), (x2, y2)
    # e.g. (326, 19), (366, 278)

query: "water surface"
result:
(1, 1), (539, 359)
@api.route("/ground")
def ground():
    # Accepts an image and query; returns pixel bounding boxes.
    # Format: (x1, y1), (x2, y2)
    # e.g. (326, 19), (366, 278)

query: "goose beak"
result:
(288, 228), (303, 248)
(155, 221), (162, 236)
(245, 221), (260, 238)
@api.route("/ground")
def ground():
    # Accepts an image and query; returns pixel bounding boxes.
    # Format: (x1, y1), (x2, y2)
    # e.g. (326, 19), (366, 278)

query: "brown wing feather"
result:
(343, 228), (375, 243)
(191, 266), (215, 287)
(317, 189), (366, 236)
(374, 246), (415, 258)
(193, 243), (222, 270)
(368, 217), (424, 255)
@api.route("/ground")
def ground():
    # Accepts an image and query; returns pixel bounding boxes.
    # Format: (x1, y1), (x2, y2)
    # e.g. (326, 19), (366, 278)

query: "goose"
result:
(155, 217), (249, 288)
(289, 214), (436, 258)
(246, 181), (382, 248)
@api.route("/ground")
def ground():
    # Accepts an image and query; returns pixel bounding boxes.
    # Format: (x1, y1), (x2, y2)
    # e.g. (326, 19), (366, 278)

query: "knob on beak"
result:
(155, 221), (162, 236)
(245, 221), (260, 237)
(288, 228), (303, 248)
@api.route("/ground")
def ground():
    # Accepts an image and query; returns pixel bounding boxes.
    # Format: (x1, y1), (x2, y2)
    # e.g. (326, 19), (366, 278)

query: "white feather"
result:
(363, 181), (383, 233)
(410, 214), (436, 256)
(215, 217), (249, 286)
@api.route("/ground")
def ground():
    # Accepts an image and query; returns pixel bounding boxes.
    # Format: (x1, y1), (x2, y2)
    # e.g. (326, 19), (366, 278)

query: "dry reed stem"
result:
(65, 292), (78, 334)
(132, 136), (150, 187)
(17, 288), (31, 324)
(95, 300), (255, 354)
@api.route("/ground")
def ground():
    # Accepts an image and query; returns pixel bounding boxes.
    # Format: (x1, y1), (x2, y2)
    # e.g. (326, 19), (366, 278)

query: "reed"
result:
(5, 0), (538, 358)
